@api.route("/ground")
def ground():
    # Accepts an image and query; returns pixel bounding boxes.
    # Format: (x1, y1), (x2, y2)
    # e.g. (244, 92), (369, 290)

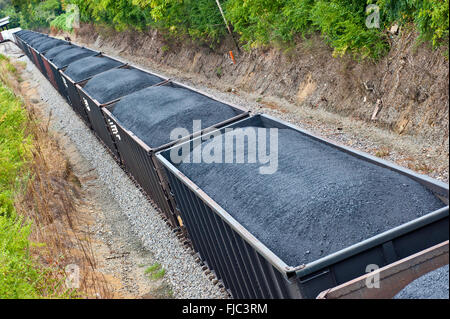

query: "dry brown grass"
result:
(374, 146), (391, 158)
(7, 60), (113, 298)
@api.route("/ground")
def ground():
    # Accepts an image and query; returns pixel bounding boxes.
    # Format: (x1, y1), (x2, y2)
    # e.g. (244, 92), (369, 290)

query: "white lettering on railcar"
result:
(82, 97), (90, 111)
(107, 118), (121, 141)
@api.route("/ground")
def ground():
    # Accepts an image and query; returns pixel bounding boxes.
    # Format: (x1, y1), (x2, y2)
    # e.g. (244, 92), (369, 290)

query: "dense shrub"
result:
(71, 0), (153, 31)
(49, 3), (79, 31)
(3, 0), (448, 59)
(309, 1), (389, 59)
(0, 0), (62, 29)
(375, 0), (449, 46)
(0, 4), (21, 28)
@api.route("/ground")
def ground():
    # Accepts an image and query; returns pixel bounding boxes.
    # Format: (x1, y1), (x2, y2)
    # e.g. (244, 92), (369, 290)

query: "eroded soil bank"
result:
(71, 24), (448, 147)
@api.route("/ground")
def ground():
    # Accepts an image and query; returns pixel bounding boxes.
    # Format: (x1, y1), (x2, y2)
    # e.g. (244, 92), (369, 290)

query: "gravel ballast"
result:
(110, 84), (243, 148)
(170, 118), (445, 266)
(83, 68), (164, 104)
(52, 47), (98, 68)
(395, 265), (449, 299)
(15, 46), (225, 299)
(63, 56), (123, 82)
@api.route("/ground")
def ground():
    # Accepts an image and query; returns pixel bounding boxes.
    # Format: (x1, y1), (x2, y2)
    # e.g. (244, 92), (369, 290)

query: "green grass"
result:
(145, 263), (161, 274)
(151, 269), (166, 280)
(0, 81), (43, 298)
(0, 64), (32, 219)
(145, 263), (166, 280)
(0, 212), (44, 298)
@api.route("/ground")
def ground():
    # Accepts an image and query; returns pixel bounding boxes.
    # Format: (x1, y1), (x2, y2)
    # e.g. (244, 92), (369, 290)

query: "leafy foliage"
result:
(224, 0), (447, 58)
(310, 1), (389, 59)
(0, 0), (11, 11)
(73, 0), (153, 31)
(49, 4), (78, 31)
(2, 0), (448, 59)
(0, 0), (62, 29)
(374, 0), (449, 46)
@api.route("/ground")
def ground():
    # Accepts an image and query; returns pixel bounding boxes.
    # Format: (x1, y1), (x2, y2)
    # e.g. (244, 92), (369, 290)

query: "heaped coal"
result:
(34, 38), (65, 53)
(173, 123), (445, 266)
(44, 44), (74, 59)
(63, 56), (123, 83)
(110, 85), (242, 148)
(15, 30), (27, 36)
(395, 265), (449, 299)
(15, 30), (30, 39)
(28, 36), (48, 48)
(22, 33), (42, 42)
(83, 68), (164, 105)
(51, 47), (98, 69)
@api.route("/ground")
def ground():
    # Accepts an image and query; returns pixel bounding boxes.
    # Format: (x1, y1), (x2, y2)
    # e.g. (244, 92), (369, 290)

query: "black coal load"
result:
(27, 36), (48, 48)
(15, 30), (27, 36)
(19, 31), (32, 38)
(13, 31), (28, 46)
(395, 265), (449, 299)
(82, 68), (164, 104)
(174, 123), (445, 266)
(34, 38), (65, 53)
(110, 85), (242, 148)
(15, 30), (29, 39)
(51, 47), (98, 69)
(22, 32), (41, 42)
(44, 44), (74, 59)
(63, 56), (123, 83)
(24, 36), (45, 48)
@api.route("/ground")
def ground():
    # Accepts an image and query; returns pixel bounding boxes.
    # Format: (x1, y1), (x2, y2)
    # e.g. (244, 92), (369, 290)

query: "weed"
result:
(161, 45), (170, 53)
(375, 147), (390, 158)
(151, 269), (166, 280)
(215, 66), (223, 78)
(145, 263), (161, 274)
(145, 263), (165, 280)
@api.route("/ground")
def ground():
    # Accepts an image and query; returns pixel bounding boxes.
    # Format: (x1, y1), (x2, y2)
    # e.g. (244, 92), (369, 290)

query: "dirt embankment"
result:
(70, 24), (448, 148)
